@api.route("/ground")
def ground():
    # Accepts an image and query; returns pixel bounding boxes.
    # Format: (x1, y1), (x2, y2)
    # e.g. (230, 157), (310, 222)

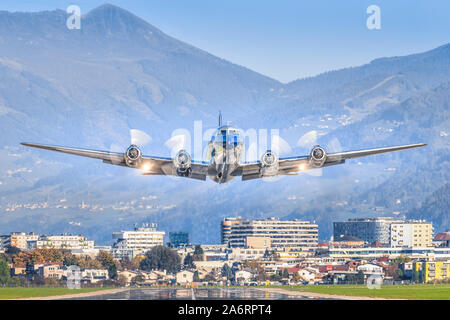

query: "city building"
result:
(81, 269), (109, 284)
(331, 235), (365, 247)
(226, 217), (318, 251)
(390, 221), (433, 247)
(221, 217), (242, 245)
(176, 270), (194, 285)
(414, 261), (450, 283)
(168, 232), (189, 248)
(30, 234), (95, 250)
(2, 232), (40, 250)
(328, 246), (450, 260)
(333, 217), (403, 244)
(111, 223), (165, 260)
(433, 232), (450, 247)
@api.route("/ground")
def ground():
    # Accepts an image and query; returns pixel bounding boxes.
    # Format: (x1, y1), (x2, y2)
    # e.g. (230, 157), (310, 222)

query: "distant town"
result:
(0, 217), (449, 287)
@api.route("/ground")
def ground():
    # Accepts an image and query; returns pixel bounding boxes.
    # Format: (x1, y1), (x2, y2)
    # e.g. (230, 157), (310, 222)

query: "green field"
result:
(288, 284), (450, 300)
(0, 287), (114, 300)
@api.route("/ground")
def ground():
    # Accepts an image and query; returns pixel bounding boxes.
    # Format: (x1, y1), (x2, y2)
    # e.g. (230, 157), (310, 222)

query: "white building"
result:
(390, 221), (433, 247)
(81, 269), (109, 284)
(297, 268), (318, 283)
(111, 223), (165, 260)
(30, 234), (94, 250)
(4, 232), (40, 250)
(227, 217), (318, 251)
(357, 263), (384, 276)
(176, 270), (194, 285)
(234, 270), (253, 283)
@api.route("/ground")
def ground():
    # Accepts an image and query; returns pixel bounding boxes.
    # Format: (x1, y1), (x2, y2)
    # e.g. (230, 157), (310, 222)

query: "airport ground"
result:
(0, 284), (449, 300)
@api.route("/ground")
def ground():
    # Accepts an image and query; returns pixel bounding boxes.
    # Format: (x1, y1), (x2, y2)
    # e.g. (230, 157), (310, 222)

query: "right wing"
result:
(237, 143), (426, 181)
(20, 142), (209, 181)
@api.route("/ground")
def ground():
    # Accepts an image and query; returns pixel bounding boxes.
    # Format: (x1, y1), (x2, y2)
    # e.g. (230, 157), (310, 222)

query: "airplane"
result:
(21, 112), (426, 184)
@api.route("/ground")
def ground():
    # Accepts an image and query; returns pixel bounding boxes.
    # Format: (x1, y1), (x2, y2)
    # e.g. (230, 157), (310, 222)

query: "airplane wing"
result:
(20, 142), (209, 181)
(238, 143), (426, 181)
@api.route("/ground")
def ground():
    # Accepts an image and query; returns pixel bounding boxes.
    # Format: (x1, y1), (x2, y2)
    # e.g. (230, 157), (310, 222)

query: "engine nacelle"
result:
(261, 150), (278, 167)
(125, 145), (142, 167)
(173, 149), (191, 173)
(261, 150), (279, 176)
(309, 145), (326, 167)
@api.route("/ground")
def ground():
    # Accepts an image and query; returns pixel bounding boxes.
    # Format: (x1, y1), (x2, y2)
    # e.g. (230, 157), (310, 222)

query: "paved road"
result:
(63, 288), (334, 300)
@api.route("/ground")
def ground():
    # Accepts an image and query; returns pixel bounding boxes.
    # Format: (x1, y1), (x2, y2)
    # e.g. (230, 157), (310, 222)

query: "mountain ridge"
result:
(0, 4), (448, 244)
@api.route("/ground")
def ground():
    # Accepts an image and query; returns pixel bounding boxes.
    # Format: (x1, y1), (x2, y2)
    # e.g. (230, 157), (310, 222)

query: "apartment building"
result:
(390, 220), (433, 247)
(333, 217), (403, 244)
(111, 223), (165, 259)
(30, 234), (95, 250)
(226, 217), (318, 251)
(4, 232), (40, 250)
(221, 217), (242, 245)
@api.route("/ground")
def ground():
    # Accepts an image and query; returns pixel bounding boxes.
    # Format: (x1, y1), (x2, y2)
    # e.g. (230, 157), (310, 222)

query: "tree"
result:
(356, 271), (365, 284)
(63, 252), (78, 266)
(131, 274), (145, 284)
(0, 259), (10, 286)
(183, 253), (195, 269)
(204, 272), (216, 282)
(37, 248), (63, 263)
(221, 263), (233, 280)
(193, 245), (204, 261)
(292, 272), (301, 283)
(270, 273), (281, 282)
(76, 256), (102, 270)
(116, 274), (127, 287)
(282, 268), (290, 279)
(139, 246), (181, 274)
(96, 251), (118, 279)
(394, 255), (411, 264)
(193, 271), (200, 282)
(395, 268), (404, 281)
(6, 246), (21, 256)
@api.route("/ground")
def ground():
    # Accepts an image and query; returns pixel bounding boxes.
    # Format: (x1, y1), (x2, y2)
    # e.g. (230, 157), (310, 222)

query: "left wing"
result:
(237, 143), (426, 181)
(21, 142), (209, 181)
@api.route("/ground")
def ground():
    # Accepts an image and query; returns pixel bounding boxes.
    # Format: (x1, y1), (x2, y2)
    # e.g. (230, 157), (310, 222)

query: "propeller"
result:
(165, 133), (190, 157)
(326, 137), (344, 161)
(296, 130), (318, 149)
(163, 131), (191, 177)
(109, 129), (152, 166)
(130, 129), (152, 146)
(262, 133), (292, 182)
(271, 134), (292, 156)
(296, 130), (323, 177)
(296, 130), (344, 177)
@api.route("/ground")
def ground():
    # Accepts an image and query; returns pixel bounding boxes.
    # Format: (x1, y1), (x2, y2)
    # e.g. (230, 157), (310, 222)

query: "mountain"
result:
(0, 4), (448, 244)
(408, 183), (450, 230)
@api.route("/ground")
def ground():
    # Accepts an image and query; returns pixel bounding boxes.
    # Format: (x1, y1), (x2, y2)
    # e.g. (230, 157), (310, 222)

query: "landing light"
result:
(299, 164), (305, 171)
(142, 164), (151, 172)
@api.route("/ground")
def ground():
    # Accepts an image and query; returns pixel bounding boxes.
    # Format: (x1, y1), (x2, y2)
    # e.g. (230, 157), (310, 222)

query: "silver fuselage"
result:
(207, 126), (244, 183)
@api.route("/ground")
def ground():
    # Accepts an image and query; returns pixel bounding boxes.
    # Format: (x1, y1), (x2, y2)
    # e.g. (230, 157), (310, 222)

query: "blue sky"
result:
(1, 1), (449, 82)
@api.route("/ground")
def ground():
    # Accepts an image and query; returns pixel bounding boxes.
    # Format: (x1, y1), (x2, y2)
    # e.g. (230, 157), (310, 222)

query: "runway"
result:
(62, 287), (336, 300)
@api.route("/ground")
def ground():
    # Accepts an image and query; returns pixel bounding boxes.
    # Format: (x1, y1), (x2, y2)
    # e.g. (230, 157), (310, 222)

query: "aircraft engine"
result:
(261, 150), (278, 167)
(125, 145), (142, 167)
(309, 145), (326, 167)
(261, 150), (279, 175)
(173, 149), (191, 173)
